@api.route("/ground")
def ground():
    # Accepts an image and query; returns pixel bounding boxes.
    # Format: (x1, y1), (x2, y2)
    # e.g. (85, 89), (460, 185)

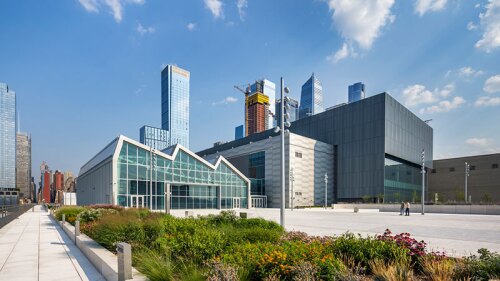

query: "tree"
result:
(361, 195), (371, 203)
(481, 193), (492, 204)
(455, 189), (465, 202)
(376, 193), (384, 204)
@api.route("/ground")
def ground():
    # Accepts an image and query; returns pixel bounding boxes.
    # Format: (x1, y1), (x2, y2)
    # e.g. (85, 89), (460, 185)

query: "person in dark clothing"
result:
(405, 201), (411, 216)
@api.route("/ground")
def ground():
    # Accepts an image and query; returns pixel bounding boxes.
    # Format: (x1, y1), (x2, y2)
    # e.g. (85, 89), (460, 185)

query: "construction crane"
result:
(234, 84), (251, 136)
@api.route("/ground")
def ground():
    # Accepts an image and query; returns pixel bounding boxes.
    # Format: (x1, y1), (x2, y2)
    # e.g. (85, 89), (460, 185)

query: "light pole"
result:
(324, 173), (328, 209)
(465, 162), (470, 203)
(421, 149), (425, 215)
(290, 168), (294, 211)
(275, 77), (290, 228)
(149, 148), (156, 210)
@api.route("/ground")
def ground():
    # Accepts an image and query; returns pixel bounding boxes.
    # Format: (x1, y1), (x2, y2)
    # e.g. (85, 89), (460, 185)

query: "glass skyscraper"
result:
(140, 125), (169, 151)
(161, 65), (190, 148)
(0, 83), (16, 190)
(275, 97), (299, 125)
(348, 82), (366, 103)
(299, 73), (323, 119)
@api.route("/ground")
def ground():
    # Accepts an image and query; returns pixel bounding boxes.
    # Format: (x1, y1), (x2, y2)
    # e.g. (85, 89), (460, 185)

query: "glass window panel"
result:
(119, 163), (127, 179)
(118, 180), (127, 194)
(128, 165), (137, 180)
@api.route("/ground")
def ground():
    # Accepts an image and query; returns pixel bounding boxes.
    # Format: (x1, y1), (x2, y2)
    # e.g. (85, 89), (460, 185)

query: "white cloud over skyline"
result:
(204, 0), (223, 19)
(78, 0), (144, 22)
(419, 96), (465, 114)
(414, 0), (448, 16)
(459, 66), (484, 78)
(403, 84), (438, 107)
(136, 22), (154, 35)
(475, 0), (500, 52)
(326, 0), (395, 62)
(475, 96), (500, 106)
(187, 22), (196, 31)
(237, 0), (248, 21)
(212, 96), (238, 106)
(483, 74), (500, 93)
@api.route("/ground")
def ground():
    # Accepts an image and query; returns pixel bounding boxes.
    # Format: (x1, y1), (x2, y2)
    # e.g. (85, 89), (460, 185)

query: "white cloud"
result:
(414, 0), (448, 16)
(475, 0), (500, 52)
(212, 96), (238, 106)
(435, 83), (455, 97)
(459, 66), (484, 78)
(466, 137), (494, 147)
(483, 74), (500, 93)
(79, 0), (99, 12)
(136, 22), (154, 35)
(419, 96), (466, 114)
(204, 0), (223, 19)
(326, 43), (350, 63)
(467, 21), (478, 30)
(326, 0), (395, 50)
(475, 96), (500, 106)
(187, 22), (196, 31)
(402, 84), (438, 107)
(237, 0), (248, 21)
(77, 0), (144, 22)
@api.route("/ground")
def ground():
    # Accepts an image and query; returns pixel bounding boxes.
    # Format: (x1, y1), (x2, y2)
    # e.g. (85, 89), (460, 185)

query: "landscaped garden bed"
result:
(55, 205), (500, 280)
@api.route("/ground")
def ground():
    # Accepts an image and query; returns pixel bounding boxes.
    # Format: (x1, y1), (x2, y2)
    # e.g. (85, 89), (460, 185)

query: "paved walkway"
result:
(172, 208), (500, 257)
(0, 205), (105, 281)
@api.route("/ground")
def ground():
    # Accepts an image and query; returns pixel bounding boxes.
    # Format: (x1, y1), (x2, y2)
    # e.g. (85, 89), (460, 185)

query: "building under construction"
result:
(235, 80), (272, 137)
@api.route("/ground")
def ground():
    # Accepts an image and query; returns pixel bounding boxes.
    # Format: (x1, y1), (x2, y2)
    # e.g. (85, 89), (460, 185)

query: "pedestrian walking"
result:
(405, 201), (411, 216)
(400, 202), (404, 215)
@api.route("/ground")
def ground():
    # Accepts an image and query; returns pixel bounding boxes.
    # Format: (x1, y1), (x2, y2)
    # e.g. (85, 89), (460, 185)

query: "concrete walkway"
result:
(0, 205), (105, 281)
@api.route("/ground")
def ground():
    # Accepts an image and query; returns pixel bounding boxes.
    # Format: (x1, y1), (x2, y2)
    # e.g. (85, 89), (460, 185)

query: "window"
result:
(492, 163), (499, 169)
(470, 165), (476, 171)
(295, 152), (302, 158)
(449, 167), (455, 172)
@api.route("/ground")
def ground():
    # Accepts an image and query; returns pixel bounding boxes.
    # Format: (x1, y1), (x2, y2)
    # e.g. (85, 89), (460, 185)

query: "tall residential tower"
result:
(348, 82), (366, 103)
(299, 73), (323, 119)
(161, 65), (190, 148)
(16, 133), (31, 199)
(0, 83), (16, 190)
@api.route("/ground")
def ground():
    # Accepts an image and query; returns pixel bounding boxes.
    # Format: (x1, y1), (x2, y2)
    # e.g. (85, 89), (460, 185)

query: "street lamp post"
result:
(290, 168), (294, 211)
(324, 173), (328, 209)
(276, 77), (290, 228)
(421, 149), (425, 215)
(465, 162), (470, 203)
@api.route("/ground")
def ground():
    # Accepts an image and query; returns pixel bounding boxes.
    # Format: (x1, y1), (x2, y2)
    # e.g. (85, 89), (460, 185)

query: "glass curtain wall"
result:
(249, 151), (265, 195)
(117, 141), (248, 210)
(384, 156), (422, 203)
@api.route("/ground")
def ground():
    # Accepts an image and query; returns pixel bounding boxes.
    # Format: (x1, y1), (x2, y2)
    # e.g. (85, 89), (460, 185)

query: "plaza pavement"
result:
(171, 208), (500, 257)
(0, 205), (105, 281)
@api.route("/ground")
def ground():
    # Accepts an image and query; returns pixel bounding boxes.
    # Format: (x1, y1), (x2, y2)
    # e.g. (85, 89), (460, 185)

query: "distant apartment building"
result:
(40, 162), (51, 203)
(0, 83), (16, 191)
(161, 65), (190, 148)
(275, 97), (299, 125)
(429, 153), (500, 203)
(299, 73), (323, 119)
(53, 170), (64, 203)
(246, 92), (270, 136)
(234, 125), (244, 140)
(348, 82), (366, 103)
(140, 125), (169, 151)
(16, 133), (32, 199)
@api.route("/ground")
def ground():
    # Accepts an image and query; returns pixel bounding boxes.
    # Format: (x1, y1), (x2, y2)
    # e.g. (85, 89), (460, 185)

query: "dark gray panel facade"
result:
(198, 93), (433, 202)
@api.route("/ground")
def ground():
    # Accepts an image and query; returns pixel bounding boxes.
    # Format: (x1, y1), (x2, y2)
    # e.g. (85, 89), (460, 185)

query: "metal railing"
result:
(0, 204), (35, 229)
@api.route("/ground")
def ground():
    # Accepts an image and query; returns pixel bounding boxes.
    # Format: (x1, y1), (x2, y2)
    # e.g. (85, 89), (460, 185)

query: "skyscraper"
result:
(275, 97), (299, 125)
(161, 65), (190, 148)
(348, 82), (366, 103)
(246, 93), (270, 136)
(140, 125), (169, 150)
(16, 133), (31, 199)
(0, 83), (16, 190)
(234, 125), (244, 140)
(299, 73), (323, 119)
(250, 79), (276, 128)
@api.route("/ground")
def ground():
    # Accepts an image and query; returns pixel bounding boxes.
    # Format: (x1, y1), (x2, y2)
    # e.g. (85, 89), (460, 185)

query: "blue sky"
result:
(1, 0), (499, 176)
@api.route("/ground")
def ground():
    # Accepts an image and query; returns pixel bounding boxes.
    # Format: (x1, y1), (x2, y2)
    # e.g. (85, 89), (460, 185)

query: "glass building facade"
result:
(275, 97), (299, 125)
(348, 82), (366, 103)
(248, 151), (265, 195)
(115, 139), (249, 210)
(384, 156), (422, 202)
(299, 73), (323, 119)
(0, 83), (16, 190)
(140, 125), (169, 151)
(161, 65), (190, 148)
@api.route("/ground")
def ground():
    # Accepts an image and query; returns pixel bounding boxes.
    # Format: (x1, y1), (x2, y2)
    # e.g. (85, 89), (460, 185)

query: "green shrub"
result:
(55, 206), (85, 225)
(454, 248), (500, 280)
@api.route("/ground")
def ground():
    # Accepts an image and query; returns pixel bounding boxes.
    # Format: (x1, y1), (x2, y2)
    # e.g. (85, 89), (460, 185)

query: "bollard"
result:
(117, 242), (132, 281)
(62, 214), (66, 225)
(75, 220), (80, 237)
(354, 207), (359, 213)
(32, 206), (34, 212)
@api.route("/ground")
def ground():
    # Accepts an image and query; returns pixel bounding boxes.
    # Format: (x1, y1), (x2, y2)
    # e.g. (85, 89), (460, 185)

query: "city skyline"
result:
(0, 0), (499, 175)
